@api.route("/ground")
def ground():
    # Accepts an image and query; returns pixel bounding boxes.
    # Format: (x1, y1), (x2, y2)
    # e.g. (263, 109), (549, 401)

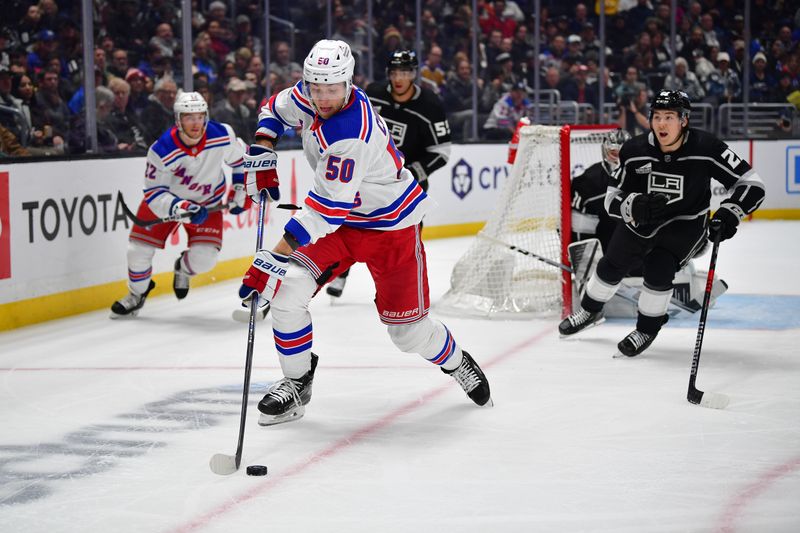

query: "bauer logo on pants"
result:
(648, 171), (684, 204)
(0, 172), (10, 279)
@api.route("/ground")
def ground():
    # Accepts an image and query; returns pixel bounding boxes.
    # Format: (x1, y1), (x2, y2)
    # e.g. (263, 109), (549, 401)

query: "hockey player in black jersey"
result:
(326, 50), (452, 298)
(559, 90), (766, 356)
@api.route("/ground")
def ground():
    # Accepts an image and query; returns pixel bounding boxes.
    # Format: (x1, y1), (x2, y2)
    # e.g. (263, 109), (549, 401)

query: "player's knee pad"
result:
(127, 241), (156, 269)
(270, 263), (318, 319)
(643, 249), (678, 289)
(182, 244), (218, 274)
(585, 272), (620, 304)
(638, 284), (672, 318)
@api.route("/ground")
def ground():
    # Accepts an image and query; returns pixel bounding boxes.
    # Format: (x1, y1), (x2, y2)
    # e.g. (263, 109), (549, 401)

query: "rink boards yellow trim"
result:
(1, 211), (796, 331)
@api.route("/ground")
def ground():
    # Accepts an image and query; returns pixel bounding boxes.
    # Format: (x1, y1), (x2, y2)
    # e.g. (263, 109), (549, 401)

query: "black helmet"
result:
(387, 50), (418, 72)
(649, 89), (691, 121)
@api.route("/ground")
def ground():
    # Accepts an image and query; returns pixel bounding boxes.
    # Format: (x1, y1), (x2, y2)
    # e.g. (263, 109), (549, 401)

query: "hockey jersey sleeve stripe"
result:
(144, 186), (170, 203)
(257, 118), (285, 139)
(205, 180), (227, 205)
(290, 250), (323, 278)
(229, 157), (244, 168)
(284, 218), (313, 247)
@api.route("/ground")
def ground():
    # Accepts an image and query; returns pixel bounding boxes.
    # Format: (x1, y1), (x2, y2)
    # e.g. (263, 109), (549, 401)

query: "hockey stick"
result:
(477, 232), (574, 273)
(686, 220), (729, 410)
(121, 196), (301, 228)
(210, 189), (268, 475)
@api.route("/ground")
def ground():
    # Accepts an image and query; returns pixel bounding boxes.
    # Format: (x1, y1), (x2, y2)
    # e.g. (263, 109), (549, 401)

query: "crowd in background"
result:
(1, 0), (799, 158)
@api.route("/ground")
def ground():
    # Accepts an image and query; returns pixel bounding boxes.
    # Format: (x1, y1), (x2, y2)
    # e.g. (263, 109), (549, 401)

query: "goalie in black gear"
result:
(569, 128), (728, 318)
(326, 50), (452, 299)
(560, 90), (766, 356)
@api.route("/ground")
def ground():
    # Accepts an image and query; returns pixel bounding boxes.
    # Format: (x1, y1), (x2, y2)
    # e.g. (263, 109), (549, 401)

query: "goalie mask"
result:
(173, 91), (209, 137)
(302, 39), (355, 114)
(601, 128), (631, 174)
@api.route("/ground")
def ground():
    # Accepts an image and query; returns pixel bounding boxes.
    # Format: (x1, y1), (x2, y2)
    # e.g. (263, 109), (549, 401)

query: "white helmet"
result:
(302, 39), (355, 110)
(174, 91), (209, 134)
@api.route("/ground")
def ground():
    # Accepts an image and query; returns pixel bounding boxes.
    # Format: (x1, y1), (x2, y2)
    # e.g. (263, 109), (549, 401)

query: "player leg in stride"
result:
(110, 241), (158, 318)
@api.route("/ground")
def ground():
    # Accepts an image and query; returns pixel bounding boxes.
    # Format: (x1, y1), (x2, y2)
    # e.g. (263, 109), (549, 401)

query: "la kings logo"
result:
(382, 117), (408, 146)
(648, 171), (684, 204)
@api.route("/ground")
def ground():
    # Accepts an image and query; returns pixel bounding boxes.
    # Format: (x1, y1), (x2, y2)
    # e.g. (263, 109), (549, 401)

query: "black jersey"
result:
(365, 83), (451, 189)
(571, 161), (617, 248)
(607, 128), (765, 238)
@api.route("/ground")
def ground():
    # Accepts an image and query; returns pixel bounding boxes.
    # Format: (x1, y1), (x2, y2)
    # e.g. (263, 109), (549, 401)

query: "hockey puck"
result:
(246, 465), (268, 476)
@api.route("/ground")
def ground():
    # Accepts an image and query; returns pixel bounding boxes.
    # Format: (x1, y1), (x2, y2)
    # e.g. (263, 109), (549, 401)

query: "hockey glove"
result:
(239, 250), (290, 310)
(227, 183), (251, 215)
(708, 206), (740, 242)
(243, 144), (280, 203)
(629, 192), (669, 225)
(170, 199), (208, 225)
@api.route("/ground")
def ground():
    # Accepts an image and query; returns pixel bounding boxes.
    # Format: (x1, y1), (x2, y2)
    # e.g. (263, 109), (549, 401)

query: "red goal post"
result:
(437, 123), (618, 320)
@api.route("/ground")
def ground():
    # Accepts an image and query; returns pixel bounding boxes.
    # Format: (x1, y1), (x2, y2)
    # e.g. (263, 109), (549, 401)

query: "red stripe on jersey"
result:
(304, 195), (350, 217)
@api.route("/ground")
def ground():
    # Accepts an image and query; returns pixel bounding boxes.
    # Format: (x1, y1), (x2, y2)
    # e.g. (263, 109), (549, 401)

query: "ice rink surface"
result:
(1, 220), (798, 533)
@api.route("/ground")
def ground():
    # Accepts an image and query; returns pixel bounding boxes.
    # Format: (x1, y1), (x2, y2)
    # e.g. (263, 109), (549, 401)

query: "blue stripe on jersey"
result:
(308, 190), (355, 210)
(258, 117), (285, 138)
(350, 181), (418, 218)
(285, 218), (312, 247)
(343, 193), (426, 229)
(364, 96), (374, 143)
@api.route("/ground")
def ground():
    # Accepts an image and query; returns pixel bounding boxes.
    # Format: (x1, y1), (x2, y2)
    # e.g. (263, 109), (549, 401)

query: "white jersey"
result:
(143, 121), (245, 218)
(256, 81), (432, 247)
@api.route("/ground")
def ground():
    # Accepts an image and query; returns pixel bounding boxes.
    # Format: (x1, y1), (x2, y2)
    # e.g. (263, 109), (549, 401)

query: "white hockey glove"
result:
(170, 199), (208, 225)
(243, 145), (280, 203)
(238, 250), (289, 310)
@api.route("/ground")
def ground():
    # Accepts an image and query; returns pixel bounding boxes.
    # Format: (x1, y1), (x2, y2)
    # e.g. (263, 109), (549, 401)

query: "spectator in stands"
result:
(149, 23), (178, 59)
(420, 45), (446, 93)
(206, 0), (232, 29)
(233, 47), (252, 79)
(125, 69), (150, 117)
(607, 15), (635, 53)
(68, 66), (107, 115)
(192, 32), (217, 84)
(269, 41), (302, 84)
(664, 57), (705, 101)
(705, 52), (741, 105)
(10, 73), (35, 142)
(699, 14), (721, 50)
(565, 35), (585, 65)
(617, 83), (650, 137)
(0, 123), (30, 157)
(614, 66), (641, 103)
(750, 52), (775, 103)
(68, 86), (118, 154)
(568, 3), (595, 35)
(482, 81), (531, 141)
(0, 65), (25, 141)
(194, 77), (214, 108)
(731, 39), (747, 77)
(17, 4), (44, 45)
(108, 49), (130, 80)
(206, 19), (231, 65)
(211, 78), (252, 144)
(444, 59), (481, 140)
(233, 15), (262, 57)
(483, 29), (504, 71)
(771, 70), (795, 104)
(680, 26), (708, 71)
(32, 67), (69, 143)
(27, 30), (59, 74)
(141, 77), (177, 144)
(107, 77), (147, 152)
(693, 47), (716, 84)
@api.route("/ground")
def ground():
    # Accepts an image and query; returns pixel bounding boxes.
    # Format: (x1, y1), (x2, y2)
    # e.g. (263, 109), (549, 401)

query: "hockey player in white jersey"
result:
(111, 91), (249, 318)
(238, 40), (491, 425)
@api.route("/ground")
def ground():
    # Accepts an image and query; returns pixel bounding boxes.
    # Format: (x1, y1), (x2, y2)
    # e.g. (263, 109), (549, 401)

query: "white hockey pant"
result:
(126, 241), (218, 295)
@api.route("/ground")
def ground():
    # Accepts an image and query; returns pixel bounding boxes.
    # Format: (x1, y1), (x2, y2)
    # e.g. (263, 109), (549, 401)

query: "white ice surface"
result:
(1, 220), (798, 533)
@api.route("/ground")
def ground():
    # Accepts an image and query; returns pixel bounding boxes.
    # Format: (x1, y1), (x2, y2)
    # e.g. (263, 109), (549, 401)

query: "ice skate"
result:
(231, 304), (270, 323)
(173, 255), (190, 299)
(110, 280), (156, 319)
(558, 308), (605, 337)
(258, 353), (319, 426)
(326, 275), (347, 298)
(616, 330), (657, 357)
(442, 351), (492, 407)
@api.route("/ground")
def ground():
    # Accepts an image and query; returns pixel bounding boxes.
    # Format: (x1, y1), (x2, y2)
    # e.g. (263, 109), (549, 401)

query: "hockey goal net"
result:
(436, 124), (616, 320)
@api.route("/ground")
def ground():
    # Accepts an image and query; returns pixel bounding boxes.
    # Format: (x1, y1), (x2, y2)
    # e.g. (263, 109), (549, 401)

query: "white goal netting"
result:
(436, 125), (614, 319)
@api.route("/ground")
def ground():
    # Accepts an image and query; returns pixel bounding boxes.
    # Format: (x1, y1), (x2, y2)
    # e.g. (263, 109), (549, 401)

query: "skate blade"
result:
(559, 317), (606, 339)
(109, 309), (139, 320)
(257, 407), (305, 426)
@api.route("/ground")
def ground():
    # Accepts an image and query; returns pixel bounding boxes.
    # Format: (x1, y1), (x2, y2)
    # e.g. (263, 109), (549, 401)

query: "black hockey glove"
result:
(630, 192), (669, 225)
(708, 207), (740, 242)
